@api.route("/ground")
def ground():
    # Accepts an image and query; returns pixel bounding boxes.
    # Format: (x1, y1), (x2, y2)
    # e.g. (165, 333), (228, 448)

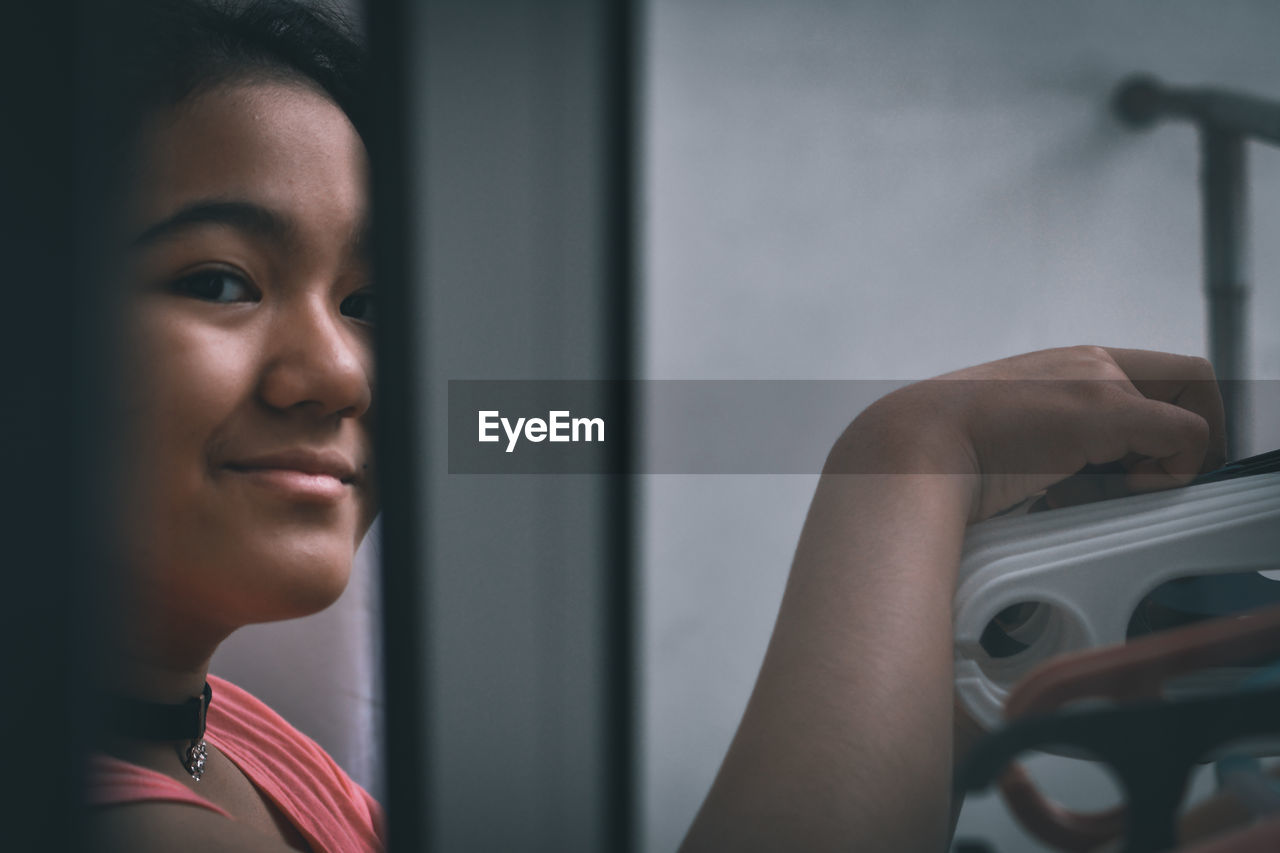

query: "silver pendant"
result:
(182, 738), (208, 781)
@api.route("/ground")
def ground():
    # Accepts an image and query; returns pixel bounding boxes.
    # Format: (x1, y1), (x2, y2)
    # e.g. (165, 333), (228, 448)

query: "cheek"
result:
(122, 311), (256, 498)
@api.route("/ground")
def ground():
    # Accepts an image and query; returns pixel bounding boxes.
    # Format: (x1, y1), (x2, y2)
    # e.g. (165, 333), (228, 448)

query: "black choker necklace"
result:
(105, 682), (213, 781)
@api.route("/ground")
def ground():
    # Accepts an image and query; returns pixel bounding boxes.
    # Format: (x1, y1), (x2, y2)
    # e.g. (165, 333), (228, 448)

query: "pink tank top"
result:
(87, 675), (384, 853)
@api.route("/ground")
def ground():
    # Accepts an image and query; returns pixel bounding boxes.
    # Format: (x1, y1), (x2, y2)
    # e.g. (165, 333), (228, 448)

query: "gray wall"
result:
(639, 2), (1280, 851)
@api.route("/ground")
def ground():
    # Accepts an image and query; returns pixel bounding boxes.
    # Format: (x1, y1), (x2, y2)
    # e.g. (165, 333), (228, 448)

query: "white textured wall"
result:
(640, 2), (1280, 851)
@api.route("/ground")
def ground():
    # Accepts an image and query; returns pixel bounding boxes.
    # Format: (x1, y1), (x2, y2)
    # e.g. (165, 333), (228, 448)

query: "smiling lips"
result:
(224, 450), (358, 503)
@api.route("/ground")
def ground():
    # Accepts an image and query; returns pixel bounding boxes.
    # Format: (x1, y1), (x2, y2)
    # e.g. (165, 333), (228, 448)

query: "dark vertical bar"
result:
(2, 0), (118, 848)
(1200, 128), (1249, 456)
(366, 0), (430, 850)
(602, 0), (637, 849)
(1, 4), (81, 849)
(421, 2), (634, 845)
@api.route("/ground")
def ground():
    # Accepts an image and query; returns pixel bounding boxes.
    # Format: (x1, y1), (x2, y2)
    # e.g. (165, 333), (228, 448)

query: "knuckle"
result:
(1186, 355), (1217, 380)
(1073, 345), (1128, 382)
(1075, 344), (1112, 361)
(1071, 344), (1116, 369)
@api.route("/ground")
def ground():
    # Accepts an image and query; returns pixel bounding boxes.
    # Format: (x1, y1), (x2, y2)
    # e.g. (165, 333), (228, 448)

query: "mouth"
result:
(223, 449), (360, 503)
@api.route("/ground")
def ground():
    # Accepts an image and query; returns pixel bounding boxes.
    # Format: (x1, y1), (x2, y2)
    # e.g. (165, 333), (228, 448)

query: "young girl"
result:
(88, 2), (1226, 851)
(92, 3), (381, 851)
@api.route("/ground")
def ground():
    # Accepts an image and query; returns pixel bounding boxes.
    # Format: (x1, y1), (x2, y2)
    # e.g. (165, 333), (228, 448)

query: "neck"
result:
(106, 654), (212, 705)
(95, 573), (231, 780)
(99, 628), (220, 778)
(97, 651), (216, 775)
(100, 592), (231, 704)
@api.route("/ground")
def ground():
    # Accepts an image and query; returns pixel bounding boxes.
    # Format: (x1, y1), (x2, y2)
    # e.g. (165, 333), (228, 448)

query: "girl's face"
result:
(122, 80), (376, 635)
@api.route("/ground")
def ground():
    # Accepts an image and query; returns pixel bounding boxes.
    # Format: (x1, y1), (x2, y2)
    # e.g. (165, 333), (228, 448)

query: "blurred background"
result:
(640, 2), (1280, 851)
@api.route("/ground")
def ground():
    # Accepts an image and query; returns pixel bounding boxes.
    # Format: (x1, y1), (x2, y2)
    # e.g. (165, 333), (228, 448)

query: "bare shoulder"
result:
(90, 802), (300, 853)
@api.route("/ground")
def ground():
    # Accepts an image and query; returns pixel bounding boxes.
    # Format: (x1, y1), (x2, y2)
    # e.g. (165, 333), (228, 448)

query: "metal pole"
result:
(1200, 129), (1249, 456)
(1112, 74), (1275, 457)
(367, 0), (431, 849)
(602, 0), (638, 846)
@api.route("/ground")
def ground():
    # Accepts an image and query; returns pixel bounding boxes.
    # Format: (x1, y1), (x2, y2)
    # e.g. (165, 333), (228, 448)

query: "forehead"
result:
(132, 80), (367, 240)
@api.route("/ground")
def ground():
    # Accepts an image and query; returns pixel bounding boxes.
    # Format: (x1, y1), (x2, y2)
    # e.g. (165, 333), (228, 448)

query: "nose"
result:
(258, 295), (373, 420)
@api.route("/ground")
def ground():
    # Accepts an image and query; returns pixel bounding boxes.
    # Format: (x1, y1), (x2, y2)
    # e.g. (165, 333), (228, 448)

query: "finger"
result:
(1102, 347), (1214, 384)
(1112, 397), (1213, 492)
(1168, 378), (1228, 471)
(1102, 348), (1227, 468)
(1046, 397), (1211, 506)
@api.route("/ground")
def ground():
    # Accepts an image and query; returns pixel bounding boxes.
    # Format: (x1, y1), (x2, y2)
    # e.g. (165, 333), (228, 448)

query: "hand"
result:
(836, 346), (1226, 522)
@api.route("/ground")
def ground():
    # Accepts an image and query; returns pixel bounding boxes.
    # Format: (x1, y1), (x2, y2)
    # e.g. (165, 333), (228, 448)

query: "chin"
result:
(123, 503), (367, 630)
(249, 545), (357, 623)
(176, 530), (360, 629)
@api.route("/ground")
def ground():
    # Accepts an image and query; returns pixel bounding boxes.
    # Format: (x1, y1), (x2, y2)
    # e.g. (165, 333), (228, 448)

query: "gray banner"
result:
(448, 379), (1279, 475)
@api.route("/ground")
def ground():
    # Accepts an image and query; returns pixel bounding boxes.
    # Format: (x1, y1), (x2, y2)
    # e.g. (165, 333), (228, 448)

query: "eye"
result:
(171, 269), (258, 303)
(340, 289), (375, 325)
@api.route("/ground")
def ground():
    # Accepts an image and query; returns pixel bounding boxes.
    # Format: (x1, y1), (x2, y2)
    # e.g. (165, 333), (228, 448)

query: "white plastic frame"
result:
(954, 472), (1280, 733)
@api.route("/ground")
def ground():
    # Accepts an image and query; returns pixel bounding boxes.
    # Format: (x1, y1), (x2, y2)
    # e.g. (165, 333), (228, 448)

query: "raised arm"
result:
(680, 346), (1225, 853)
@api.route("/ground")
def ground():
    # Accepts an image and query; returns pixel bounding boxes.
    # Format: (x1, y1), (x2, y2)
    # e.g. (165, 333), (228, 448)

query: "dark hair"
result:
(119, 0), (367, 142)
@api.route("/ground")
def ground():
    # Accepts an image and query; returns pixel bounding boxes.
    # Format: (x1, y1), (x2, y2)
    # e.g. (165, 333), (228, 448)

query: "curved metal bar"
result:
(1114, 75), (1280, 145)
(957, 603), (1280, 852)
(955, 687), (1280, 853)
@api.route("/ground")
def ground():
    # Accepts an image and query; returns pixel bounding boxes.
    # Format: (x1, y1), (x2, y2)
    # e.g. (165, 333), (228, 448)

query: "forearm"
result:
(682, 421), (973, 852)
(681, 348), (1223, 852)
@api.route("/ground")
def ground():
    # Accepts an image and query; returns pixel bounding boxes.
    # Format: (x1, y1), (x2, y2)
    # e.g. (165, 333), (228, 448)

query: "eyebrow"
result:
(130, 199), (296, 249)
